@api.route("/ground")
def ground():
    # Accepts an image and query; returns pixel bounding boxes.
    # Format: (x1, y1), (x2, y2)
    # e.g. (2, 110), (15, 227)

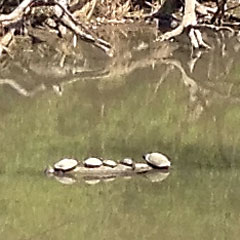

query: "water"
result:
(1, 27), (240, 239)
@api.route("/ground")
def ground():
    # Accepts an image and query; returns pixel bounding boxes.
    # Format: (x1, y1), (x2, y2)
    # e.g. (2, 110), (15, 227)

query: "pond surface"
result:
(1, 27), (240, 239)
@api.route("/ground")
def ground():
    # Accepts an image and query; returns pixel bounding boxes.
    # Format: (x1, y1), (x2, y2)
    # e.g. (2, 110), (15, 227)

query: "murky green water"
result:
(1, 28), (240, 239)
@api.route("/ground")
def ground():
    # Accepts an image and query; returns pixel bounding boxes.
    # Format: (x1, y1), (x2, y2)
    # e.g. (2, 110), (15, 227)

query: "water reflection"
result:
(50, 170), (170, 185)
(0, 27), (240, 239)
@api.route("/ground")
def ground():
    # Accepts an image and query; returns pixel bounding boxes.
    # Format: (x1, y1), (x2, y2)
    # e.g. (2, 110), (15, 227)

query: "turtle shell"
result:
(143, 152), (171, 169)
(103, 159), (117, 168)
(120, 158), (134, 167)
(84, 157), (103, 168)
(54, 158), (78, 171)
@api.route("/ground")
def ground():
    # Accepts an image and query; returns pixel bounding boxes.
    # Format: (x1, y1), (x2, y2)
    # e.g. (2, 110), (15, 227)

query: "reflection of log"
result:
(162, 58), (206, 120)
(1, 22), (240, 109)
(162, 58), (199, 102)
(51, 169), (170, 185)
(0, 78), (46, 97)
(162, 56), (240, 120)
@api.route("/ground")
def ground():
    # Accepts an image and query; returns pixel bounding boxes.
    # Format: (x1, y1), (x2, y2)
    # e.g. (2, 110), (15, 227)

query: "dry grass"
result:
(70, 0), (160, 22)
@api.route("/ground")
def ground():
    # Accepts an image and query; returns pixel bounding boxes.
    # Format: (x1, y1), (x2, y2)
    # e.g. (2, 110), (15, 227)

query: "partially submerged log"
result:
(46, 162), (157, 178)
(45, 155), (171, 185)
(45, 163), (170, 185)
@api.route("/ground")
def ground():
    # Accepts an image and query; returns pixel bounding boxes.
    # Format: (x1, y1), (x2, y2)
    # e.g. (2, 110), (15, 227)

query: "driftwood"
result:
(158, 0), (210, 48)
(0, 0), (112, 56)
(0, 0), (240, 56)
(157, 0), (240, 48)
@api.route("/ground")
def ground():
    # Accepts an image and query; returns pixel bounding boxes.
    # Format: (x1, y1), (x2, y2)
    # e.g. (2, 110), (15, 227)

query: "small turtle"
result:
(84, 157), (103, 168)
(54, 158), (78, 172)
(103, 159), (117, 168)
(134, 163), (152, 172)
(143, 152), (171, 169)
(120, 158), (135, 169)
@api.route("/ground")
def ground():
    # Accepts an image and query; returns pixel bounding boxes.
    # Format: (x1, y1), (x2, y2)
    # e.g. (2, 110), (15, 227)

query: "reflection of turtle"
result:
(55, 176), (77, 185)
(85, 179), (101, 185)
(143, 152), (171, 169)
(54, 158), (78, 172)
(145, 171), (170, 183)
(120, 158), (135, 170)
(84, 157), (103, 168)
(103, 159), (117, 168)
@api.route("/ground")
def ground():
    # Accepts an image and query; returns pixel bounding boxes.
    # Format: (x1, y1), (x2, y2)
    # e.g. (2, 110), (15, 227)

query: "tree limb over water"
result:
(0, 0), (112, 56)
(0, 0), (240, 56)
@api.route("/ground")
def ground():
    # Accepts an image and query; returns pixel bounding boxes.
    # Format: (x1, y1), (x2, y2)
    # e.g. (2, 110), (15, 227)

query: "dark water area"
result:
(1, 26), (240, 239)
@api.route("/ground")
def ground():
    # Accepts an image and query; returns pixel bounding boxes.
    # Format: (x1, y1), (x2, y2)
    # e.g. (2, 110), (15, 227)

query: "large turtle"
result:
(54, 158), (78, 172)
(143, 152), (171, 169)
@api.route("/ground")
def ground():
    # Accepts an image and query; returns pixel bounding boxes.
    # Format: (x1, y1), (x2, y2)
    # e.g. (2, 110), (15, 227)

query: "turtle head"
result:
(143, 153), (150, 160)
(44, 165), (55, 177)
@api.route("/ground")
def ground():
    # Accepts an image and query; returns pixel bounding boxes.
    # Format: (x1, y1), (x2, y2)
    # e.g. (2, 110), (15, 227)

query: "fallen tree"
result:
(0, 0), (240, 56)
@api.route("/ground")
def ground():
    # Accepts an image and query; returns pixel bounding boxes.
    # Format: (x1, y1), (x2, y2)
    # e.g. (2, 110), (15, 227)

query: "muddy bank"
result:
(1, 0), (240, 57)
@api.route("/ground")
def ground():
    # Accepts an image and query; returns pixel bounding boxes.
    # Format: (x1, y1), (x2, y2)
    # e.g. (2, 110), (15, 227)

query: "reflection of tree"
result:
(0, 78), (46, 96)
(161, 50), (240, 120)
(162, 58), (205, 121)
(1, 25), (240, 121)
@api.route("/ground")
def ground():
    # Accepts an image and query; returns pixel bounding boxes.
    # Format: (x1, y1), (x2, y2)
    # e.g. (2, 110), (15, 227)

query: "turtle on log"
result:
(120, 158), (135, 170)
(54, 158), (78, 172)
(143, 152), (171, 169)
(84, 157), (103, 168)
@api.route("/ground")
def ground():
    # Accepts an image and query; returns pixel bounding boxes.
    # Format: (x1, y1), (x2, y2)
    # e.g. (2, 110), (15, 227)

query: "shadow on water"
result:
(1, 25), (240, 239)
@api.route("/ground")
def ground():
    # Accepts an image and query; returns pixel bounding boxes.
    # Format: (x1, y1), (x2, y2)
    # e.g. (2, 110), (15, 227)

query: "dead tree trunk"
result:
(159, 0), (210, 49)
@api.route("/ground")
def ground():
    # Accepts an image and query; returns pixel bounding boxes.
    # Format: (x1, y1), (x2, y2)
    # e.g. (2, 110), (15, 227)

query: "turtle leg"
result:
(55, 170), (64, 176)
(132, 162), (136, 171)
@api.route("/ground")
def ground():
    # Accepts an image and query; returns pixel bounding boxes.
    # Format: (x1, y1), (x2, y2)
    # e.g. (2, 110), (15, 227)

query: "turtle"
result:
(103, 159), (117, 168)
(134, 163), (152, 172)
(143, 152), (171, 169)
(84, 157), (103, 168)
(54, 158), (78, 172)
(120, 158), (135, 170)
